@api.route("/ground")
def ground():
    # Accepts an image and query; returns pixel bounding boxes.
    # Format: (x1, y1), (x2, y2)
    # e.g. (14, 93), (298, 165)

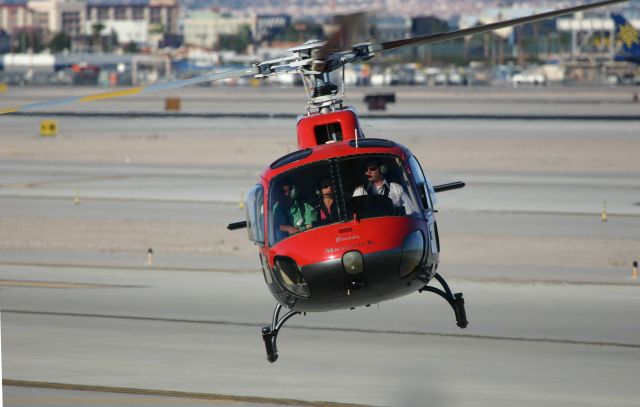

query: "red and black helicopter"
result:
(1, 0), (627, 363)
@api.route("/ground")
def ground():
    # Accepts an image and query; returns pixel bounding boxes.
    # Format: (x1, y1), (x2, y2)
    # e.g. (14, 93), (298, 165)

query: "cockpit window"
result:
(269, 161), (331, 245)
(338, 154), (420, 221)
(268, 155), (420, 246)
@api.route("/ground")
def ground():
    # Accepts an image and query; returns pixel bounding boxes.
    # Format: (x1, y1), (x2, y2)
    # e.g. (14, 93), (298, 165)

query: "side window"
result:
(246, 184), (265, 244)
(408, 156), (431, 210)
(268, 161), (332, 246)
(424, 170), (437, 208)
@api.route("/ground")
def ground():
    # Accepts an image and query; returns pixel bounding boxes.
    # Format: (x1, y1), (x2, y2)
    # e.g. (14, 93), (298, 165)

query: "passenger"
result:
(272, 179), (317, 241)
(352, 159), (417, 215)
(315, 177), (339, 224)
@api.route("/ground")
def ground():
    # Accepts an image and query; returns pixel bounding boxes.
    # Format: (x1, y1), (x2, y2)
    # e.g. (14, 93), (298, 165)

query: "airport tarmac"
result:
(3, 84), (640, 116)
(1, 86), (640, 406)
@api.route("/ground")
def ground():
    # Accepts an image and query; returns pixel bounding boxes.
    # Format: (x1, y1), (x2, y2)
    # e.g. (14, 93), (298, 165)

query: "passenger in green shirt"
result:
(273, 180), (316, 242)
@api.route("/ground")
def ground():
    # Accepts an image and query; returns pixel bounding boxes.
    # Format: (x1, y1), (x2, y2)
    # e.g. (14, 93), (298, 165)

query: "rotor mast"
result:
(259, 39), (354, 114)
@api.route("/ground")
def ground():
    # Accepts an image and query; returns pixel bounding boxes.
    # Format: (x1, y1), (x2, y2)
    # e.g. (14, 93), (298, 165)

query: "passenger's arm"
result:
(304, 203), (318, 228)
(274, 204), (298, 235)
(280, 224), (299, 235)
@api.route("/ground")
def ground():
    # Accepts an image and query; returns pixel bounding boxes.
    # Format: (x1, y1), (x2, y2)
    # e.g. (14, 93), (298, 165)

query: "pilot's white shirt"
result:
(352, 180), (417, 215)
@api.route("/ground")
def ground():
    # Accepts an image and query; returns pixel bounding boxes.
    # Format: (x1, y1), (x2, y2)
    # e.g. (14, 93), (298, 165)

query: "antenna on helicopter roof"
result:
(341, 65), (346, 99)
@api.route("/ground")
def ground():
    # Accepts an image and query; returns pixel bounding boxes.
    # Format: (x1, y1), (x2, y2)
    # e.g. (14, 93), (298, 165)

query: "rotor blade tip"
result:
(0, 107), (18, 115)
(79, 86), (144, 103)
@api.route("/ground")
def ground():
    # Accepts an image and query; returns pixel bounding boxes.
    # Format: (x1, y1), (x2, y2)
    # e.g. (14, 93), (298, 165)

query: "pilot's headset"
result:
(287, 183), (305, 227)
(289, 184), (299, 200)
(279, 178), (298, 199)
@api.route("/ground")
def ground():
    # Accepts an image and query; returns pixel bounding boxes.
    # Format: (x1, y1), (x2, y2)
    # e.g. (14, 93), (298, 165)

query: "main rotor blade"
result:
(379, 0), (627, 52)
(0, 66), (259, 115)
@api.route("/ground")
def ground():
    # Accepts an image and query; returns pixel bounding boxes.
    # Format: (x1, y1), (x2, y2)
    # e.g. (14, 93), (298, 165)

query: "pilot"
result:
(315, 177), (338, 224)
(352, 159), (416, 215)
(272, 179), (317, 241)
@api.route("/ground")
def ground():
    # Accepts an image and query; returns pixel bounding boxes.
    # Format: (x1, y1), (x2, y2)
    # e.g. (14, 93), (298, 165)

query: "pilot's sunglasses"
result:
(366, 166), (379, 172)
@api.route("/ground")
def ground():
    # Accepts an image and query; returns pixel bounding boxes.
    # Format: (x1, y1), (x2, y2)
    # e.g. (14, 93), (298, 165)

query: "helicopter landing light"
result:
(274, 257), (311, 298)
(399, 231), (425, 278)
(342, 251), (364, 275)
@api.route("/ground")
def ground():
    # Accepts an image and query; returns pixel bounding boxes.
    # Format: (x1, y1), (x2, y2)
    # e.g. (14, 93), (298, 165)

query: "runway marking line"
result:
(0, 397), (234, 404)
(0, 279), (129, 289)
(0, 261), (257, 274)
(4, 309), (640, 350)
(3, 379), (371, 407)
(0, 175), (131, 190)
(3, 261), (639, 285)
(0, 183), (36, 190)
(6, 111), (640, 121)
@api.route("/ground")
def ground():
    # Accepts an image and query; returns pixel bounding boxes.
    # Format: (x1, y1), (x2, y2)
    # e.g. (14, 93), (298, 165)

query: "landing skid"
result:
(261, 303), (300, 363)
(419, 273), (468, 329)
(261, 273), (467, 363)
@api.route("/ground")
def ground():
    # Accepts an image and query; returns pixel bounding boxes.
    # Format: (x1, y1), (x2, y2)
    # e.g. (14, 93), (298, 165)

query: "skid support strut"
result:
(419, 273), (468, 329)
(262, 303), (300, 363)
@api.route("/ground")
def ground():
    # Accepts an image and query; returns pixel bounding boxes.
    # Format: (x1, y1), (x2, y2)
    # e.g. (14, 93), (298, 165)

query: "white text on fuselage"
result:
(325, 236), (374, 255)
(336, 235), (360, 244)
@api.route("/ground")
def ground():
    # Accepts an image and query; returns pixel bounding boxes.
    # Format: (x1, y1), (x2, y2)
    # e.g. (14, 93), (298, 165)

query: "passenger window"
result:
(246, 185), (265, 244)
(269, 161), (332, 246)
(408, 156), (429, 209)
(408, 156), (436, 209)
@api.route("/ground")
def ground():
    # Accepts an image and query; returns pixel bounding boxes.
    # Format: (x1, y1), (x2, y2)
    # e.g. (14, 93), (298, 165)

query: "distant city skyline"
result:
(181, 0), (635, 19)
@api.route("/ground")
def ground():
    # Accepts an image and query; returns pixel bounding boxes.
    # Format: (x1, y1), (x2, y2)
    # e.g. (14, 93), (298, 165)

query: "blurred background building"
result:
(0, 0), (639, 86)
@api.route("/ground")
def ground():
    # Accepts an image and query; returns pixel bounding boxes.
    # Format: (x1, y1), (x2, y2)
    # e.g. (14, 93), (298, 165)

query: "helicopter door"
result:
(408, 156), (439, 256)
(245, 184), (265, 245)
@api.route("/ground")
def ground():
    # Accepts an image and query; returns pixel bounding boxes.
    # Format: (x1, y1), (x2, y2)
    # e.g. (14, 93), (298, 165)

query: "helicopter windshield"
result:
(268, 154), (421, 245)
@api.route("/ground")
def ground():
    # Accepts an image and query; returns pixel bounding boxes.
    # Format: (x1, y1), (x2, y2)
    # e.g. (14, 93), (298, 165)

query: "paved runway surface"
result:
(1, 86), (640, 406)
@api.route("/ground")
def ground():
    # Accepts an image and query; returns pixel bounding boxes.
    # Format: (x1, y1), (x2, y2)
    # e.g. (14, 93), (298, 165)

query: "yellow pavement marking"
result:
(0, 175), (129, 190)
(0, 183), (35, 189)
(79, 87), (143, 102)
